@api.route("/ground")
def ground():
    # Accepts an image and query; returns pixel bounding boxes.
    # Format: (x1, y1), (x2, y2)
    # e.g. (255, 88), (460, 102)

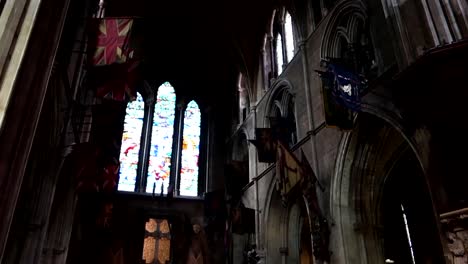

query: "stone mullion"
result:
(171, 102), (185, 196)
(3, 64), (67, 263)
(138, 98), (155, 193)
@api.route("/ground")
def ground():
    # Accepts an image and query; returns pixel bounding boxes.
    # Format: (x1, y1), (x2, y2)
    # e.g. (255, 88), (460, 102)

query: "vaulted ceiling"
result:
(104, 0), (279, 102)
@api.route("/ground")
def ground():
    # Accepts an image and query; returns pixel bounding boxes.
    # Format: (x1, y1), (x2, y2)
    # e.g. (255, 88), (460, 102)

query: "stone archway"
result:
(265, 172), (317, 264)
(287, 201), (314, 264)
(265, 184), (287, 264)
(330, 113), (444, 263)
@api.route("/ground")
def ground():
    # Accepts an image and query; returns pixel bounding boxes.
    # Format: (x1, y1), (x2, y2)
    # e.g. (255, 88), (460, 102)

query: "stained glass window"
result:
(146, 82), (176, 194)
(118, 92), (145, 192)
(285, 12), (295, 63)
(142, 218), (171, 264)
(179, 101), (201, 196)
(117, 82), (203, 196)
(276, 34), (284, 75)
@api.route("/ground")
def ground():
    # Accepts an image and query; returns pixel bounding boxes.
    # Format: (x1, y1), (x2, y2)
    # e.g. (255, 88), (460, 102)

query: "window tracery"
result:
(117, 82), (202, 197)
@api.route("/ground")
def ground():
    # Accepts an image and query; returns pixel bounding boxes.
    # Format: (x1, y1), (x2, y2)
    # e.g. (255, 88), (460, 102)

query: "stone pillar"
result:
(0, 0), (72, 260)
(41, 147), (78, 264)
(3, 59), (72, 262)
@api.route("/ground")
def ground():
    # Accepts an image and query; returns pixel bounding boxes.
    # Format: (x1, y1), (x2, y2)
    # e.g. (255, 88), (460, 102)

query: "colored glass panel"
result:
(118, 93), (144, 192)
(142, 236), (156, 263)
(158, 238), (171, 264)
(142, 218), (171, 264)
(146, 82), (176, 194)
(157, 219), (171, 264)
(180, 101), (201, 196)
(276, 34), (284, 75)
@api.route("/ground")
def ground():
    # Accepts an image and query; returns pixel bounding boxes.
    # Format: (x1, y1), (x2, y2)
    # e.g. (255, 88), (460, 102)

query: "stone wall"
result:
(231, 0), (468, 263)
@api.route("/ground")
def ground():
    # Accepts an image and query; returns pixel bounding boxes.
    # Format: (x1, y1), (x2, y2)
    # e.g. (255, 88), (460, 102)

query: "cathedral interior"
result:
(1, 0), (468, 263)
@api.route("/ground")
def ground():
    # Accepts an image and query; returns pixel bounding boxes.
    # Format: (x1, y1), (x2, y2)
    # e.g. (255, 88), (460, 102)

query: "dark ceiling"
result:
(104, 0), (278, 102)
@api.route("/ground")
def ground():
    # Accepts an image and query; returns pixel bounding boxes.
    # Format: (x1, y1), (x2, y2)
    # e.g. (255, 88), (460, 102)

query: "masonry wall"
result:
(231, 0), (468, 263)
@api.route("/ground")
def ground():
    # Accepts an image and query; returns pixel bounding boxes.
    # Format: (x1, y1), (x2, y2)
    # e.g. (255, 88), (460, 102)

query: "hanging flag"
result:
(90, 59), (141, 101)
(298, 151), (331, 262)
(89, 18), (134, 66)
(327, 63), (367, 112)
(317, 60), (367, 130)
(248, 128), (277, 163)
(300, 150), (324, 190)
(300, 150), (322, 214)
(275, 141), (302, 201)
(230, 203), (255, 235)
(267, 116), (291, 144)
(317, 68), (353, 130)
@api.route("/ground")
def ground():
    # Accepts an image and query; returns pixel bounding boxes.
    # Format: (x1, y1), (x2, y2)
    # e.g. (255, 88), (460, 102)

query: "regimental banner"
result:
(249, 128), (277, 163)
(317, 61), (367, 130)
(274, 143), (331, 262)
(318, 69), (354, 130)
(327, 63), (367, 112)
(89, 60), (141, 102)
(89, 18), (134, 66)
(275, 141), (302, 200)
(231, 203), (255, 235)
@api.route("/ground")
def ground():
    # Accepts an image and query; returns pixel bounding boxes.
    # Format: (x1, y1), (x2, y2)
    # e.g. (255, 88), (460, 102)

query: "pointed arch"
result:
(117, 82), (205, 196)
(118, 92), (145, 191)
(146, 82), (176, 193)
(330, 114), (444, 263)
(179, 100), (201, 196)
(320, 0), (367, 59)
(264, 79), (297, 147)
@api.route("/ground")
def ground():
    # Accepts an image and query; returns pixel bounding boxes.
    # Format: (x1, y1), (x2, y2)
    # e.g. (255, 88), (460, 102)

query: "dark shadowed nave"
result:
(1, 0), (468, 263)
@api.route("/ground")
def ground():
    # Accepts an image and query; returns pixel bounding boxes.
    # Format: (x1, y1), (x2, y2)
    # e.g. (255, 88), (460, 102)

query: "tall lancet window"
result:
(271, 8), (297, 79)
(147, 83), (176, 194)
(117, 82), (205, 196)
(276, 34), (284, 75)
(285, 12), (295, 62)
(118, 92), (145, 192)
(180, 101), (201, 196)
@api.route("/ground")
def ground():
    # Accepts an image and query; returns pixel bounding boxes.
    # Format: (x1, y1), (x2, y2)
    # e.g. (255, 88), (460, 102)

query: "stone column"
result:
(41, 146), (78, 264)
(3, 62), (68, 263)
(0, 0), (72, 259)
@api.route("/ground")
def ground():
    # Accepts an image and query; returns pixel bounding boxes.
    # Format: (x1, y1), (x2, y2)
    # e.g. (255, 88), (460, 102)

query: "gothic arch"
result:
(264, 175), (287, 263)
(320, 0), (367, 59)
(264, 168), (316, 264)
(329, 113), (443, 263)
(263, 79), (295, 127)
(263, 79), (298, 146)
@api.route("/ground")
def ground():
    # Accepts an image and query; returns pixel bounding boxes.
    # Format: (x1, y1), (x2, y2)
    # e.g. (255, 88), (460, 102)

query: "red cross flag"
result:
(90, 18), (133, 66)
(92, 60), (140, 101)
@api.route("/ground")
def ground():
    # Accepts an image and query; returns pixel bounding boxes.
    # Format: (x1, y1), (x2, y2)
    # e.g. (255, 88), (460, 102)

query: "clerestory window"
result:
(274, 10), (296, 77)
(118, 82), (202, 197)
